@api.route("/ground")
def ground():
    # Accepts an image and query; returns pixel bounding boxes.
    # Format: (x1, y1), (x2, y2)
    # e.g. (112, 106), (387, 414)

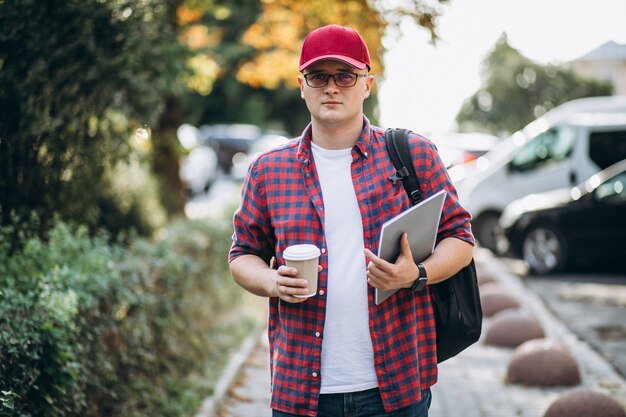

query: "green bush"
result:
(0, 215), (261, 417)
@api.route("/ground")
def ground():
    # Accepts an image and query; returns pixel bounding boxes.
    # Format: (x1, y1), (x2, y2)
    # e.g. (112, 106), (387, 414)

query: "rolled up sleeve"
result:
(229, 161), (275, 264)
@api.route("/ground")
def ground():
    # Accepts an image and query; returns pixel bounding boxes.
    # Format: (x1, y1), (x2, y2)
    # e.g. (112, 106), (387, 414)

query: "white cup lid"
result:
(283, 244), (321, 261)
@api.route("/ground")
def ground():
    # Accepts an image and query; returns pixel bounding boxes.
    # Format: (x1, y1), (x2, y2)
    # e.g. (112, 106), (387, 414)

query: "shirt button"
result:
(312, 372), (318, 378)
(319, 290), (325, 296)
(321, 248), (327, 254)
(315, 331), (321, 337)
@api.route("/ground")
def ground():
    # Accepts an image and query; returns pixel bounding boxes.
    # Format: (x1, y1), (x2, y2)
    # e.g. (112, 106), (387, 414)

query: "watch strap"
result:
(411, 263), (428, 291)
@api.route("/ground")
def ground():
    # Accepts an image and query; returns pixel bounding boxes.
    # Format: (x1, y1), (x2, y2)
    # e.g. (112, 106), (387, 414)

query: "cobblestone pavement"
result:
(210, 249), (626, 417)
(523, 272), (626, 378)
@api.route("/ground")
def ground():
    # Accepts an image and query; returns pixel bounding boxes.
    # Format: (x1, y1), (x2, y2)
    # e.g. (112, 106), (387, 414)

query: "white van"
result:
(452, 96), (626, 252)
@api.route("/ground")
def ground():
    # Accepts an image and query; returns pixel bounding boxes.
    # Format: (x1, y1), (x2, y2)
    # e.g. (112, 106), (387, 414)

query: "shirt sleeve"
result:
(411, 134), (475, 246)
(229, 159), (276, 264)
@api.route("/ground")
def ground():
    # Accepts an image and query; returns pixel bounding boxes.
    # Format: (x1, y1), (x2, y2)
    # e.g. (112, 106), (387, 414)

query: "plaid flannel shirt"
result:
(229, 117), (474, 416)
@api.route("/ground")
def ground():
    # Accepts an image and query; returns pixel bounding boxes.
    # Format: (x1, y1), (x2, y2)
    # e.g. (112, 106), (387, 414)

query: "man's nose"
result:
(324, 76), (340, 91)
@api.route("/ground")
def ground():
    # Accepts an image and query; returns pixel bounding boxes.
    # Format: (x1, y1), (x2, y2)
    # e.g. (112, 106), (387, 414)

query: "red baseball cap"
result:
(299, 25), (371, 72)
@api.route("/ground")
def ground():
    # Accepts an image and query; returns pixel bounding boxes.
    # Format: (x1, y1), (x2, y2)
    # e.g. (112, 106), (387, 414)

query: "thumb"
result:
(399, 233), (413, 260)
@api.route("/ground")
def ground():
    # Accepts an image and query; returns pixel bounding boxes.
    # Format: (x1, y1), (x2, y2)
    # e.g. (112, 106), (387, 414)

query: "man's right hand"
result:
(229, 254), (323, 302)
(274, 266), (312, 303)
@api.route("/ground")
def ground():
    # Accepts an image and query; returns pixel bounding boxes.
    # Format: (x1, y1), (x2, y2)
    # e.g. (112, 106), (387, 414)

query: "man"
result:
(229, 24), (474, 417)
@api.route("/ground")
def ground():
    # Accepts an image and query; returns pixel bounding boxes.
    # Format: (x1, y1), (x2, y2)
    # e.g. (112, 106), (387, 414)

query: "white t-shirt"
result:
(311, 142), (378, 394)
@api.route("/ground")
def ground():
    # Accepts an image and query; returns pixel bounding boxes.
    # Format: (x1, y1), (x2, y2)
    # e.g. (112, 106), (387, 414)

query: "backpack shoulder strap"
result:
(384, 128), (422, 204)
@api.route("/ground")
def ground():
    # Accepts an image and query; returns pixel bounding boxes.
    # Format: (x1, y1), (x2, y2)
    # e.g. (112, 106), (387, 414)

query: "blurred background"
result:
(1, 0), (625, 416)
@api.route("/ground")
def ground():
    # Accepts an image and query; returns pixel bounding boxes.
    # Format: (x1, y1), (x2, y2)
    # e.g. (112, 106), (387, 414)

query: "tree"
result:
(233, 0), (384, 133)
(181, 0), (450, 135)
(0, 0), (448, 238)
(456, 34), (613, 136)
(0, 0), (187, 236)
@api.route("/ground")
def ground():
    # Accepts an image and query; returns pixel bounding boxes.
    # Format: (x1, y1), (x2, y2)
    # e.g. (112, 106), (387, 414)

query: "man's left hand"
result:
(364, 233), (419, 291)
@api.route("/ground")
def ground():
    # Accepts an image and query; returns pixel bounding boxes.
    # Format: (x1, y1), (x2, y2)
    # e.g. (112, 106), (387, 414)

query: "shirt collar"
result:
(296, 116), (373, 164)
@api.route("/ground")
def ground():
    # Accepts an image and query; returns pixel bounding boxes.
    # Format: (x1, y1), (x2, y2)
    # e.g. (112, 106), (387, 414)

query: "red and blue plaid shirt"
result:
(229, 117), (474, 415)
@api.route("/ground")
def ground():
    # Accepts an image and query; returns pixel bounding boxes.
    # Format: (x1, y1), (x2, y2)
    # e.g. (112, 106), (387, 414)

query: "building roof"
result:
(574, 41), (626, 62)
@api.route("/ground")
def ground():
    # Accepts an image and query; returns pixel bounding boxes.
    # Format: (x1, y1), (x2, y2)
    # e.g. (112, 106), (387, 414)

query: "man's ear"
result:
(297, 76), (305, 99)
(363, 74), (374, 99)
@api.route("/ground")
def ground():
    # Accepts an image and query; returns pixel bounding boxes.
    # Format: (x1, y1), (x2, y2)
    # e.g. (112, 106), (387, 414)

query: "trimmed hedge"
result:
(0, 215), (259, 417)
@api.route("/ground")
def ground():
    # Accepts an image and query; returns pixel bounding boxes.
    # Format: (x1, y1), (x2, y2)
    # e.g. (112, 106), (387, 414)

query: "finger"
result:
(364, 248), (377, 261)
(366, 261), (385, 277)
(277, 265), (298, 277)
(367, 276), (379, 289)
(364, 248), (392, 272)
(367, 270), (392, 291)
(280, 293), (309, 304)
(276, 275), (308, 290)
(366, 269), (381, 288)
(277, 284), (310, 301)
(366, 260), (392, 285)
(399, 233), (413, 261)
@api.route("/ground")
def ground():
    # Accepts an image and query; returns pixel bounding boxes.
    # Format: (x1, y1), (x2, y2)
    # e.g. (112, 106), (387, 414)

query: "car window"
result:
(589, 130), (626, 170)
(595, 172), (626, 202)
(510, 127), (576, 172)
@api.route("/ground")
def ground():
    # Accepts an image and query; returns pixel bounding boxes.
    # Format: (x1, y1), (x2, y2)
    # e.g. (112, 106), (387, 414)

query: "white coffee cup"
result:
(283, 244), (321, 298)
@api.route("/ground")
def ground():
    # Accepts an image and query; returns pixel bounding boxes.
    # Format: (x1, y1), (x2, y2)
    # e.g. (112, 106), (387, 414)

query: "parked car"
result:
(179, 145), (219, 196)
(453, 96), (626, 252)
(498, 159), (626, 275)
(177, 123), (219, 196)
(429, 132), (501, 168)
(231, 133), (290, 179)
(199, 124), (263, 174)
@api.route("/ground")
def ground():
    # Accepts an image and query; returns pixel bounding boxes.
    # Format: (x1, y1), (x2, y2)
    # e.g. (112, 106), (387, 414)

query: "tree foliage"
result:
(237, 0), (384, 90)
(228, 0), (385, 134)
(0, 0), (449, 237)
(181, 0), (450, 135)
(456, 34), (613, 136)
(0, 0), (186, 235)
(235, 0), (450, 91)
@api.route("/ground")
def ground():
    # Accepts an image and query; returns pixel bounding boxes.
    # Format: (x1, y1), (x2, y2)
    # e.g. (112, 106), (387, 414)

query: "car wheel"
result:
(522, 225), (567, 275)
(473, 211), (501, 253)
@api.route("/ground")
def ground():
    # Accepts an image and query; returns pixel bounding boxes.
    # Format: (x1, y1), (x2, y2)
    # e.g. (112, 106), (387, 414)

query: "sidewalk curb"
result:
(476, 249), (626, 400)
(194, 323), (266, 417)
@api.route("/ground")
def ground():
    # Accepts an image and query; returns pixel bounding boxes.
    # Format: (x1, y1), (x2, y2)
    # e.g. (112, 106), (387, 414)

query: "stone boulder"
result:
(506, 338), (580, 386)
(544, 389), (626, 417)
(477, 270), (498, 286)
(479, 284), (521, 317)
(484, 309), (545, 347)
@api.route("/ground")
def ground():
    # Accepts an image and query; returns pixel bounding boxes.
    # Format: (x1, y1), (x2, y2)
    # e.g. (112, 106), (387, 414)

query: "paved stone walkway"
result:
(211, 250), (626, 417)
(216, 334), (272, 417)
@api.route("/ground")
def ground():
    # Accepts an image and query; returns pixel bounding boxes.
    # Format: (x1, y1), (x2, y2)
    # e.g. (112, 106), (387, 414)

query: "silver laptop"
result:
(374, 189), (446, 305)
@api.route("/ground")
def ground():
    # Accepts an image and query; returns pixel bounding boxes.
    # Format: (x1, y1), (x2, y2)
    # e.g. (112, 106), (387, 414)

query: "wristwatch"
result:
(411, 263), (428, 292)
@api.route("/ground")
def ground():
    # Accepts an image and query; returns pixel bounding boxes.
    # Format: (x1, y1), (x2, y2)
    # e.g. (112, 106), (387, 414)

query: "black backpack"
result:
(384, 128), (483, 363)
